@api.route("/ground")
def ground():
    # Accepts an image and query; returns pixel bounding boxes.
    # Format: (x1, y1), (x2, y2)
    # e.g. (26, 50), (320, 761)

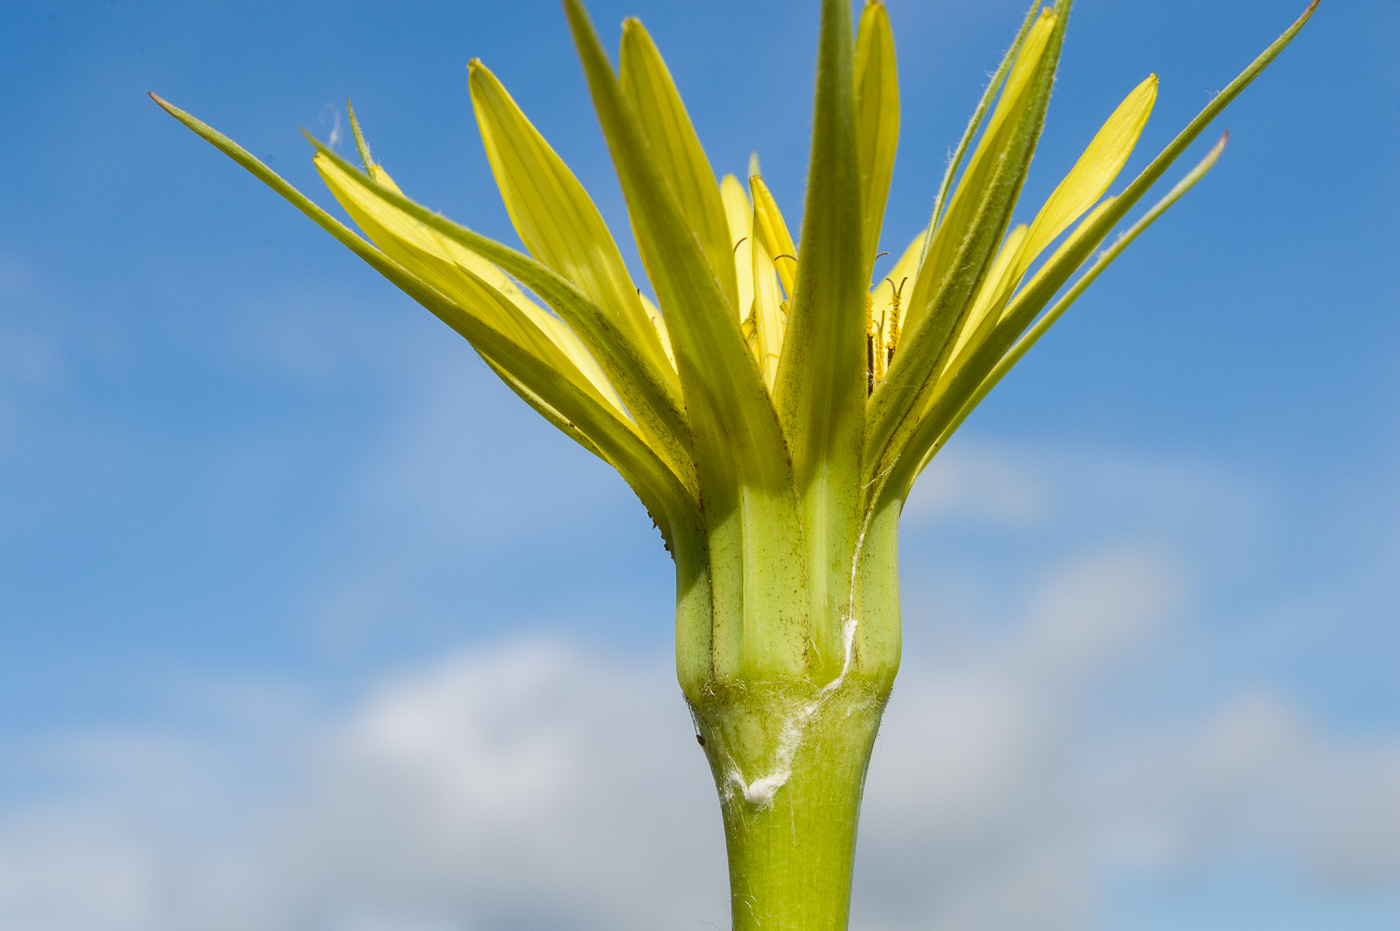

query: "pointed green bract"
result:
(879, 0), (1320, 500)
(770, 0), (869, 681)
(904, 6), (1062, 338)
(303, 136), (699, 492)
(923, 0), (1041, 254)
(148, 96), (706, 558)
(941, 224), (1029, 367)
(889, 135), (1230, 504)
(564, 0), (809, 682)
(866, 2), (1069, 483)
(346, 99), (374, 171)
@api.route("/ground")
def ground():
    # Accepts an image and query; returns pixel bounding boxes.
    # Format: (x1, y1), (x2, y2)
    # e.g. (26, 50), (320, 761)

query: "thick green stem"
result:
(691, 678), (887, 931)
(677, 502), (902, 930)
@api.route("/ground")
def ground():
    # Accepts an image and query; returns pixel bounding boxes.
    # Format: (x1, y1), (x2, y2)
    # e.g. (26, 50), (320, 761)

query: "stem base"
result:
(691, 679), (887, 931)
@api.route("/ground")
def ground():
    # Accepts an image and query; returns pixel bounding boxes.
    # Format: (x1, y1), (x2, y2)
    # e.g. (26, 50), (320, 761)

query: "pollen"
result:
(886, 276), (905, 367)
(866, 277), (907, 394)
(865, 292), (877, 394)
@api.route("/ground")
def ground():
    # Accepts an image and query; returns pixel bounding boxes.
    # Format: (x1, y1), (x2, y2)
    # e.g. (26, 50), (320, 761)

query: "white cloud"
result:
(854, 549), (1180, 931)
(904, 437), (1271, 548)
(1095, 692), (1400, 886)
(2, 440), (1396, 930)
(280, 643), (724, 931)
(0, 642), (726, 931)
(904, 441), (1050, 526)
(3, 566), (1398, 930)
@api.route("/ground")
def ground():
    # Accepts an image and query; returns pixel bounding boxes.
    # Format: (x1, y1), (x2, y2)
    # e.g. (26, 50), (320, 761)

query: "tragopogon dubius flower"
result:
(153, 2), (1318, 927)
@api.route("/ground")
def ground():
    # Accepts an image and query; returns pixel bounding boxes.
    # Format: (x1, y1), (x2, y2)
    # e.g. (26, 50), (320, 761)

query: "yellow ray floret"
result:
(720, 174), (755, 323)
(748, 175), (798, 299)
(468, 60), (675, 387)
(1017, 73), (1158, 275)
(749, 230), (786, 389)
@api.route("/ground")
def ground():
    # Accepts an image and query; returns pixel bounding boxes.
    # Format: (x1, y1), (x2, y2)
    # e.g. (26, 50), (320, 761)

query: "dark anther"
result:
(866, 334), (876, 395)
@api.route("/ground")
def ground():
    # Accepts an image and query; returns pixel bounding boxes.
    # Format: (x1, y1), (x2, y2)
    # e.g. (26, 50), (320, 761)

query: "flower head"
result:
(153, 0), (1316, 689)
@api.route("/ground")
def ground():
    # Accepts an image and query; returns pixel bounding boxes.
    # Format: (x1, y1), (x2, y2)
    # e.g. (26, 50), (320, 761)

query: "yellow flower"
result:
(153, 0), (1313, 585)
(153, 3), (1317, 926)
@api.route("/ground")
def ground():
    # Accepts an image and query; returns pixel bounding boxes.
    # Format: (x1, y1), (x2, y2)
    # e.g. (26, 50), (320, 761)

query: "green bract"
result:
(155, 2), (1317, 928)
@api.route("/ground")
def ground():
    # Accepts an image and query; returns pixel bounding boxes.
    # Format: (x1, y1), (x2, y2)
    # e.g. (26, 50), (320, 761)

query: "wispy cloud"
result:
(3, 441), (1396, 930)
(3, 568), (1397, 929)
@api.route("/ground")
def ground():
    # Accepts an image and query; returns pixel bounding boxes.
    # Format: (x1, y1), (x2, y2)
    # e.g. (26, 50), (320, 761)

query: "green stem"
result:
(691, 678), (887, 931)
(678, 503), (902, 930)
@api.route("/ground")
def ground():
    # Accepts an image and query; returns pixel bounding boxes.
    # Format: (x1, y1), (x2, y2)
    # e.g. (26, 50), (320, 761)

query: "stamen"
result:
(875, 309), (888, 382)
(865, 293), (876, 395)
(886, 276), (907, 366)
(732, 236), (748, 255)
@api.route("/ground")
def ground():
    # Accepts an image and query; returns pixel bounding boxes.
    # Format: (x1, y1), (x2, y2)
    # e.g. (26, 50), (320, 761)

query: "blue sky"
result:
(1, 1), (1397, 928)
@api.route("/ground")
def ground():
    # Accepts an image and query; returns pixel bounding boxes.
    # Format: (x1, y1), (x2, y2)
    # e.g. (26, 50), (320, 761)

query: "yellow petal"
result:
(855, 0), (899, 272)
(1017, 74), (1157, 272)
(948, 224), (1028, 363)
(749, 227), (785, 389)
(748, 174), (798, 299)
(620, 19), (737, 313)
(1022, 195), (1117, 294)
(467, 60), (672, 382)
(720, 173), (755, 322)
(639, 293), (677, 371)
(563, 0), (808, 682)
